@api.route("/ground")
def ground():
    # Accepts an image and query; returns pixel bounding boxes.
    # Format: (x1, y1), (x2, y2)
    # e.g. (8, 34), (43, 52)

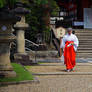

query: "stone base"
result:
(14, 53), (34, 65)
(0, 70), (16, 78)
(31, 51), (58, 58)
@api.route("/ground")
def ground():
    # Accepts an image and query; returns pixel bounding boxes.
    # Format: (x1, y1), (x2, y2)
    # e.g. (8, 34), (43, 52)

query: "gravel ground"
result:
(0, 63), (92, 92)
(0, 75), (92, 92)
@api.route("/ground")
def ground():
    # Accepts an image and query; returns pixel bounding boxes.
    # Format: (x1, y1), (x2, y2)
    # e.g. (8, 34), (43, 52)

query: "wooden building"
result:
(55, 0), (92, 28)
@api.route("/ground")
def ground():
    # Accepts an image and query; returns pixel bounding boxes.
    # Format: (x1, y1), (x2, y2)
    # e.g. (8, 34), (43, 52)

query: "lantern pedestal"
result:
(0, 10), (20, 78)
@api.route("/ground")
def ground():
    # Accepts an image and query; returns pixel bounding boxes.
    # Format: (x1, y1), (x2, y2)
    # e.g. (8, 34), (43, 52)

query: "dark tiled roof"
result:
(14, 7), (30, 14)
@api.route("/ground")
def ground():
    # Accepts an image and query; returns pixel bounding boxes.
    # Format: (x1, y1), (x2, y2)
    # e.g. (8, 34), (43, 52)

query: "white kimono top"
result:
(60, 33), (79, 51)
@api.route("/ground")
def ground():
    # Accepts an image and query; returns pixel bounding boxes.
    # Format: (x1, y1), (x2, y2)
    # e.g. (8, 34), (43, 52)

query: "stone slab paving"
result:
(0, 63), (92, 92)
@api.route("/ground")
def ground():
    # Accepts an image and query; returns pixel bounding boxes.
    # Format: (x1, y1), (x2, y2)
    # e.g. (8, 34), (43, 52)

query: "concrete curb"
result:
(0, 77), (39, 86)
(38, 63), (92, 66)
(33, 72), (92, 76)
(37, 58), (92, 63)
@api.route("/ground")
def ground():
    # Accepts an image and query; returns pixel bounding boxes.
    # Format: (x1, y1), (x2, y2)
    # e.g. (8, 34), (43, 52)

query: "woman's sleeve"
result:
(60, 37), (65, 48)
(74, 36), (79, 47)
(73, 35), (79, 51)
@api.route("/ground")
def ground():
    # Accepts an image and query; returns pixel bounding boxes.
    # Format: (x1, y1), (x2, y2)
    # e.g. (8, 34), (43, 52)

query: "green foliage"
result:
(0, 0), (17, 8)
(33, 0), (59, 16)
(26, 0), (59, 42)
(0, 63), (34, 82)
(0, 0), (59, 44)
(8, 0), (17, 4)
(43, 27), (51, 43)
(21, 0), (29, 4)
(7, 0), (17, 8)
(0, 0), (30, 9)
(26, 4), (46, 41)
(50, 0), (60, 16)
(0, 0), (6, 8)
(34, 0), (48, 5)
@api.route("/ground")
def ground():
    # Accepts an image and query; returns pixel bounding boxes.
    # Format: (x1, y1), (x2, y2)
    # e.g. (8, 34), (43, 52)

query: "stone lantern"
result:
(13, 2), (32, 64)
(0, 9), (20, 78)
(14, 2), (29, 54)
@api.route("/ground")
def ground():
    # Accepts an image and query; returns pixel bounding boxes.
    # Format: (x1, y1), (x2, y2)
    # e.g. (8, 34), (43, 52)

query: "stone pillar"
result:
(17, 29), (25, 53)
(0, 15), (19, 78)
(14, 10), (29, 54)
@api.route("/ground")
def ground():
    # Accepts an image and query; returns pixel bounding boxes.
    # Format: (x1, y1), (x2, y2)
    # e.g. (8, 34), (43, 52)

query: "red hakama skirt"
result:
(64, 41), (76, 70)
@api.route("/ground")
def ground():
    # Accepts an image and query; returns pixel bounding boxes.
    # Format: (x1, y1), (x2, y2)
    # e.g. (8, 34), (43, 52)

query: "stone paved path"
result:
(0, 63), (92, 92)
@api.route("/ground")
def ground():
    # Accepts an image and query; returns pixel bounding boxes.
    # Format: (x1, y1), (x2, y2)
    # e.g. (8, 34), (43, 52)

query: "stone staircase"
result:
(75, 29), (92, 58)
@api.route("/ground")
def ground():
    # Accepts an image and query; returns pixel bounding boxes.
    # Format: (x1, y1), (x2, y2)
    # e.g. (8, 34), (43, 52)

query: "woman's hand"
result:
(71, 42), (74, 45)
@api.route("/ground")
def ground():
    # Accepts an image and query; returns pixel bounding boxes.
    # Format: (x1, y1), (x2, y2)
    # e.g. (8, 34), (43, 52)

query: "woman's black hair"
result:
(72, 30), (75, 34)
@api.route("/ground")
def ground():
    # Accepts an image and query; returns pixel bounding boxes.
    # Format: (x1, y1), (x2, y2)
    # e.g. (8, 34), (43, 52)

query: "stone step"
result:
(78, 44), (92, 48)
(74, 29), (92, 58)
(77, 50), (92, 54)
(77, 55), (92, 58)
(79, 41), (92, 46)
(78, 45), (92, 48)
(77, 35), (92, 38)
(77, 51), (92, 53)
(75, 33), (92, 36)
(79, 43), (92, 45)
(78, 38), (92, 40)
(79, 39), (92, 42)
(79, 41), (92, 43)
(79, 45), (92, 48)
(76, 55), (92, 58)
(76, 35), (92, 37)
(77, 53), (92, 55)
(79, 38), (92, 40)
(79, 39), (92, 41)
(75, 31), (92, 33)
(30, 51), (58, 58)
(76, 34), (92, 36)
(77, 54), (92, 57)
(76, 33), (92, 35)
(75, 30), (92, 33)
(77, 37), (92, 39)
(78, 48), (92, 50)
(79, 45), (92, 47)
(77, 50), (92, 53)
(79, 48), (92, 50)
(77, 51), (92, 54)
(77, 36), (92, 38)
(77, 52), (92, 54)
